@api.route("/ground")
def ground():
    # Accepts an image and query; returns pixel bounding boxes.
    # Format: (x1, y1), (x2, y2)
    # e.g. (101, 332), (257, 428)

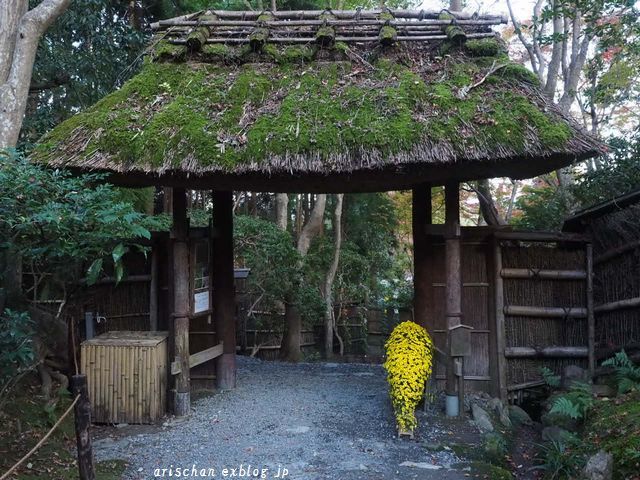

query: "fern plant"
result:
(549, 382), (594, 421)
(602, 350), (640, 394)
(541, 367), (561, 388)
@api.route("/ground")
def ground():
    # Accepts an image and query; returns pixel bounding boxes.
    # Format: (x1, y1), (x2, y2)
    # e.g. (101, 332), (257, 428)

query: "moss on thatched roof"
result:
(33, 30), (602, 192)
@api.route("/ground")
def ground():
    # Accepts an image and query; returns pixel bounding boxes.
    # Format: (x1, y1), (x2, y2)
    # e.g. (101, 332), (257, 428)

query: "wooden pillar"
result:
(444, 183), (462, 401)
(412, 184), (432, 328)
(171, 188), (190, 416)
(149, 247), (159, 331)
(72, 374), (95, 480)
(212, 190), (236, 390)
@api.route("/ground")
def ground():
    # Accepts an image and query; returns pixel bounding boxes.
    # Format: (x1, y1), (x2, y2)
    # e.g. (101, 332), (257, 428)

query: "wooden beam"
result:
(412, 183), (432, 329)
(171, 187), (190, 416)
(212, 190), (236, 390)
(501, 268), (587, 280)
(493, 231), (590, 243)
(505, 346), (589, 358)
(504, 305), (588, 318)
(171, 342), (224, 375)
(595, 296), (640, 313)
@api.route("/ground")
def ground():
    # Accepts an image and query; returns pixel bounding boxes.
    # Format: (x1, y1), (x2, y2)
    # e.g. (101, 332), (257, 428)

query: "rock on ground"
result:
(471, 404), (494, 433)
(93, 356), (472, 479)
(582, 450), (613, 480)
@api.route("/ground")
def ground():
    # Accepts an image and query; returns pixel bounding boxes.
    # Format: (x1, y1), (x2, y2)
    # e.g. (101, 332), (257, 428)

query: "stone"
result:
(591, 384), (615, 397)
(488, 397), (512, 428)
(509, 405), (533, 426)
(582, 450), (613, 480)
(285, 426), (310, 434)
(472, 404), (494, 433)
(541, 410), (580, 432)
(541, 426), (573, 443)
(561, 365), (588, 390)
(399, 461), (442, 470)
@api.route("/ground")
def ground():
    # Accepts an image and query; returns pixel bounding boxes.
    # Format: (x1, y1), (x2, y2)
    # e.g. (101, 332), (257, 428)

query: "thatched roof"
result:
(32, 9), (603, 193)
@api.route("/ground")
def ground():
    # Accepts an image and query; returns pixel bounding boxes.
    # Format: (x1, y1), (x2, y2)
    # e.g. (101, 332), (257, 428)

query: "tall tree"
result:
(0, 0), (70, 148)
(280, 194), (326, 361)
(323, 194), (344, 358)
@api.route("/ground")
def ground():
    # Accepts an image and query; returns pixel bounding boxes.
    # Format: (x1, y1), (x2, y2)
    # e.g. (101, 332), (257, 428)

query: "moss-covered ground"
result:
(0, 382), (126, 479)
(35, 39), (573, 173)
(581, 391), (640, 479)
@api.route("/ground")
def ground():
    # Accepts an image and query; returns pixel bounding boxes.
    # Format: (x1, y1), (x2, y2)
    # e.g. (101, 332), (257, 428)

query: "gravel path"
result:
(95, 357), (473, 480)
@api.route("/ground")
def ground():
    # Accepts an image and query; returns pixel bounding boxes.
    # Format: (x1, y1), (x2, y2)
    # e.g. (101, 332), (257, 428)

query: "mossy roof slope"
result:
(33, 38), (603, 192)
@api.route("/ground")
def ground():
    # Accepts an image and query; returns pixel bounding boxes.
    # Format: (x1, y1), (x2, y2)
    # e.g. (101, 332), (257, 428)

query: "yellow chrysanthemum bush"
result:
(383, 321), (434, 432)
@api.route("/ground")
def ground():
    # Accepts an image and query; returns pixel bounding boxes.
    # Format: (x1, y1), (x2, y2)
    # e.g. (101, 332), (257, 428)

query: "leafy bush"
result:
(383, 321), (434, 432)
(602, 350), (640, 394)
(0, 150), (157, 288)
(541, 366), (561, 388)
(549, 382), (594, 421)
(0, 309), (35, 405)
(535, 438), (585, 480)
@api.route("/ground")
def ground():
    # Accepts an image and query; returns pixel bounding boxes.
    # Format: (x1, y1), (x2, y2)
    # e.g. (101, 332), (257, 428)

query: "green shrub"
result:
(549, 382), (594, 421)
(602, 350), (640, 394)
(534, 438), (586, 479)
(0, 309), (35, 406)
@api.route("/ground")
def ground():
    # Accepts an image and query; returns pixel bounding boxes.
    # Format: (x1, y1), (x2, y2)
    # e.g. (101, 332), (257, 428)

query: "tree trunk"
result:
(0, 0), (71, 148)
(323, 194), (344, 359)
(475, 179), (506, 226)
(280, 194), (327, 362)
(275, 193), (288, 231)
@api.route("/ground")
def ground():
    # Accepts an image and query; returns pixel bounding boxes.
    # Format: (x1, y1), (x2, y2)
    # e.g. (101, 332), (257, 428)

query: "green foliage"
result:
(0, 309), (35, 398)
(542, 367), (561, 388)
(534, 438), (585, 480)
(0, 151), (157, 287)
(583, 391), (640, 480)
(514, 132), (640, 231)
(549, 382), (594, 421)
(602, 350), (640, 394)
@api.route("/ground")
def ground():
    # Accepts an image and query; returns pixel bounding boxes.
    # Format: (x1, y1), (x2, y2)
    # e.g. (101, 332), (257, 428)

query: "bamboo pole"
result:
(594, 296), (640, 313)
(500, 268), (587, 280)
(504, 346), (589, 358)
(493, 238), (507, 402)
(171, 188), (191, 416)
(504, 305), (588, 318)
(183, 31), (495, 44)
(586, 243), (595, 376)
(159, 18), (504, 27)
(212, 190), (236, 390)
(412, 183), (432, 329)
(595, 239), (640, 265)
(153, 9), (508, 26)
(149, 247), (159, 331)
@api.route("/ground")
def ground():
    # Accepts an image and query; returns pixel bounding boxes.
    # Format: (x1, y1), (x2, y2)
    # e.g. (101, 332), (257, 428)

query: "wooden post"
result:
(412, 183), (432, 328)
(444, 182), (462, 414)
(72, 374), (95, 480)
(149, 247), (159, 331)
(586, 242), (595, 377)
(493, 238), (508, 402)
(212, 190), (236, 390)
(172, 188), (190, 416)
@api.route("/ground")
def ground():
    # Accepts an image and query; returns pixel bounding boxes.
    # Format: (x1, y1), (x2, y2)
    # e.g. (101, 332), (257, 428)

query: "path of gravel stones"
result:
(94, 356), (471, 480)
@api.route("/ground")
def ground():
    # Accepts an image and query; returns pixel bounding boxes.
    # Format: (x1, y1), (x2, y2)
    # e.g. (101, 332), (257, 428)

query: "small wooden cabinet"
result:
(81, 331), (168, 424)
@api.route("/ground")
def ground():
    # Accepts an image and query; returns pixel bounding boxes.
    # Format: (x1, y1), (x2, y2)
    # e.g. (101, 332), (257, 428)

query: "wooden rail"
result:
(501, 268), (586, 280)
(504, 305), (588, 318)
(171, 342), (224, 375)
(505, 346), (588, 358)
(595, 296), (640, 313)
